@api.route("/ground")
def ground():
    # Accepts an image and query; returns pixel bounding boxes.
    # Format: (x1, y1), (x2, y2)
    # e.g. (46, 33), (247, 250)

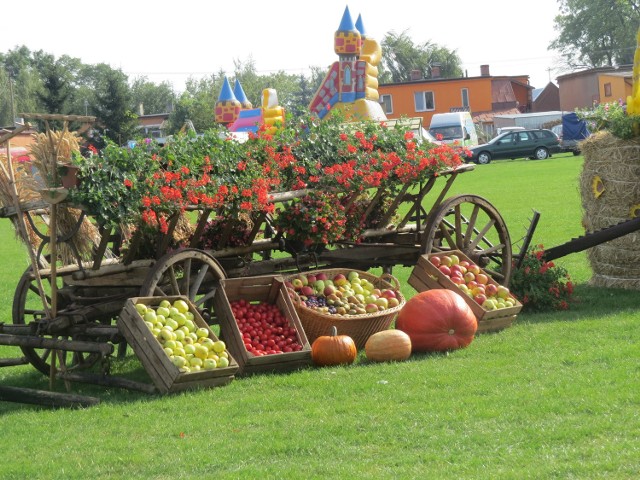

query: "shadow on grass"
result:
(516, 284), (640, 326)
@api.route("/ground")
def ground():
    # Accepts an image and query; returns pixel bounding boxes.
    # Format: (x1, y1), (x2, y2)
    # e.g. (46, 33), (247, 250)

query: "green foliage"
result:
(576, 100), (640, 139)
(130, 77), (176, 115)
(551, 0), (640, 69)
(510, 244), (574, 311)
(379, 31), (463, 83)
(93, 67), (139, 144)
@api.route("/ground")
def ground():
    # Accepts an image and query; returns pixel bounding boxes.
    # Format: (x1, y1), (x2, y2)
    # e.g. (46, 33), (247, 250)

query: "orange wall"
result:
(378, 77), (494, 126)
(599, 74), (632, 103)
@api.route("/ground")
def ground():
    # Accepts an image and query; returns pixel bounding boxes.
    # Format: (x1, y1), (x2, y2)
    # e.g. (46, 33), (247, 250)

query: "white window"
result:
(380, 94), (393, 114)
(414, 91), (435, 112)
(461, 88), (469, 108)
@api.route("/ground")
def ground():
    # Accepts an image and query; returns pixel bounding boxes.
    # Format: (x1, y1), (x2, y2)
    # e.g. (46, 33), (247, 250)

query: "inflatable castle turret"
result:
(308, 6), (386, 121)
(215, 78), (285, 134)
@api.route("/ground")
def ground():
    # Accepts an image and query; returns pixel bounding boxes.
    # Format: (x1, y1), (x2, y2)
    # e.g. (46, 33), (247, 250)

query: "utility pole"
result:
(7, 66), (16, 123)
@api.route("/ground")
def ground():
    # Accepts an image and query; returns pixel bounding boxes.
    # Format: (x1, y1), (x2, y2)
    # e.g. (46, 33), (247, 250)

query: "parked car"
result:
(465, 128), (561, 164)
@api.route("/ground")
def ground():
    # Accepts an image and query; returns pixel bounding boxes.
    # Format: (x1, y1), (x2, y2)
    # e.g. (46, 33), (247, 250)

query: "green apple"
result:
(135, 303), (148, 315)
(199, 337), (215, 349)
(212, 340), (226, 353)
(196, 327), (209, 339)
(144, 321), (154, 330)
(203, 358), (217, 370)
(159, 299), (172, 309)
(172, 355), (187, 369)
(165, 317), (179, 331)
(185, 311), (195, 321)
(173, 299), (190, 314)
(143, 310), (157, 324)
(156, 306), (171, 318)
(194, 344), (209, 360)
(216, 356), (230, 368)
(184, 319), (196, 333)
(163, 347), (174, 357)
(172, 312), (187, 326)
(184, 344), (196, 355)
(189, 356), (203, 368)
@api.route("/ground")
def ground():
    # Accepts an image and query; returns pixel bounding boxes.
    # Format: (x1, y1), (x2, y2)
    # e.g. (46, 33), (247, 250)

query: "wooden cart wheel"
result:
(12, 267), (102, 375)
(139, 248), (227, 321)
(420, 194), (513, 285)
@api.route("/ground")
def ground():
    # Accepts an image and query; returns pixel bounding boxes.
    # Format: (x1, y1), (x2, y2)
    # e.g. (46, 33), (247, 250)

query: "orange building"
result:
(378, 65), (533, 137)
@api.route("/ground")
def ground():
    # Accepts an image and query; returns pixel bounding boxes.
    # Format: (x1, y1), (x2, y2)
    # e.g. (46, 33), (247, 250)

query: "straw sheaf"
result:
(26, 130), (104, 264)
(580, 131), (640, 290)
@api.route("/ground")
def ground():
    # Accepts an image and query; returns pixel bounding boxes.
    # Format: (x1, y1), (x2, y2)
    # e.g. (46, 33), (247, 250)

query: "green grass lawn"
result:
(0, 153), (639, 479)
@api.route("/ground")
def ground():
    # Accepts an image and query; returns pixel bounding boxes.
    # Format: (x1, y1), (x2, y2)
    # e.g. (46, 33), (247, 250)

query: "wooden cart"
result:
(0, 115), (513, 394)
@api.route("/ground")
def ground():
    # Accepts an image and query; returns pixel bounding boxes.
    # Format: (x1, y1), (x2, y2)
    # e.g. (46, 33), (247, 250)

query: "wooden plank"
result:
(0, 385), (100, 408)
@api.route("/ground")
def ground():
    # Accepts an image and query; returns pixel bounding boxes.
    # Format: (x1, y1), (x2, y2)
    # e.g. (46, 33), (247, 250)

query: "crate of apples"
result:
(408, 250), (522, 333)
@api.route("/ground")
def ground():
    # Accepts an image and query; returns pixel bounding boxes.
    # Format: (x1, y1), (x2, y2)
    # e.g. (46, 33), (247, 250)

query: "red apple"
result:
(485, 284), (498, 297)
(468, 264), (481, 275)
(459, 260), (470, 269)
(464, 272), (476, 283)
(439, 255), (452, 267)
(301, 285), (314, 297)
(476, 273), (489, 285)
(306, 274), (317, 284)
(474, 294), (487, 305)
(438, 265), (451, 277)
(450, 276), (465, 285)
(333, 273), (348, 286)
(430, 256), (441, 267)
(380, 289), (397, 299)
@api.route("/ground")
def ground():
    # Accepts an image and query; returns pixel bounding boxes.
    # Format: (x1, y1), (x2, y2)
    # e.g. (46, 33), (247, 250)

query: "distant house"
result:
(378, 64), (534, 138)
(557, 66), (632, 111)
(137, 113), (170, 144)
(532, 82), (560, 112)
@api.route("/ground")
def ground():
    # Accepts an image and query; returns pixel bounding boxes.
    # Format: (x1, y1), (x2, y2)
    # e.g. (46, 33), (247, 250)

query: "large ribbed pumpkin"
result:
(395, 289), (477, 352)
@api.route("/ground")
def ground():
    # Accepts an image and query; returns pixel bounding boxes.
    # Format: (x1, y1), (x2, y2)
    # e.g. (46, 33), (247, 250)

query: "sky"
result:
(2, 0), (566, 93)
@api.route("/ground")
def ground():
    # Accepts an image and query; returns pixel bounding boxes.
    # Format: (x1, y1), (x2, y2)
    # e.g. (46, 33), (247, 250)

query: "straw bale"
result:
(580, 131), (640, 289)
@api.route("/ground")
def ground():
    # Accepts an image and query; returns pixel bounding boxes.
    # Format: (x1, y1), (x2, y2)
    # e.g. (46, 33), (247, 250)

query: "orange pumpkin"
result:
(311, 326), (357, 366)
(395, 289), (477, 352)
(364, 330), (412, 362)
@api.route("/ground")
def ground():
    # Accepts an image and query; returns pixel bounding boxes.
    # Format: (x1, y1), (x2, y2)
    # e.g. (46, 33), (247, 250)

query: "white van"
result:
(428, 112), (478, 147)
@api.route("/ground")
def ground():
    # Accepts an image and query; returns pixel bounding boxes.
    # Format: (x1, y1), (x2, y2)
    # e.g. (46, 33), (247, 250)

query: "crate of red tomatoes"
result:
(213, 275), (313, 376)
(408, 250), (522, 333)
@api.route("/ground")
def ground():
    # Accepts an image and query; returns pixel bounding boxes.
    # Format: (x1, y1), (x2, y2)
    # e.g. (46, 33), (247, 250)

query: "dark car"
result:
(466, 128), (561, 164)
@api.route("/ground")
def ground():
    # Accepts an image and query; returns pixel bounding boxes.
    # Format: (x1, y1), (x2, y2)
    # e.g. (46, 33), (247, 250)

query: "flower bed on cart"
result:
(67, 114), (469, 258)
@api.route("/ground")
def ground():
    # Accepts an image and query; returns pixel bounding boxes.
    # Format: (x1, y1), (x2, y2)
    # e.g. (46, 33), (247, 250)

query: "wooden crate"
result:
(409, 251), (522, 333)
(213, 275), (313, 376)
(118, 295), (239, 394)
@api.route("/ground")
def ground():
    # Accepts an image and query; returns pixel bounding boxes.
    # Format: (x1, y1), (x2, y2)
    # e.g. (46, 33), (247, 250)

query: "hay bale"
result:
(580, 131), (640, 290)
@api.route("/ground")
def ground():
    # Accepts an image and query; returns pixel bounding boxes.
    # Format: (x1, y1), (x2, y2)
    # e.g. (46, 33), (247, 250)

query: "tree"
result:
(550, 0), (640, 72)
(379, 31), (463, 84)
(130, 77), (176, 115)
(92, 65), (138, 145)
(34, 54), (72, 117)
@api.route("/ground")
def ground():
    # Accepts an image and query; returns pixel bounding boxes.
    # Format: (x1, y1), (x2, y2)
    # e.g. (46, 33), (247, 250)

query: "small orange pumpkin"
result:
(364, 329), (412, 362)
(395, 289), (477, 352)
(311, 326), (357, 367)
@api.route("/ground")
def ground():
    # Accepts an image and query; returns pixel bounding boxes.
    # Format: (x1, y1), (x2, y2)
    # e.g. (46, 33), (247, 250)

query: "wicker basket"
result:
(285, 269), (405, 349)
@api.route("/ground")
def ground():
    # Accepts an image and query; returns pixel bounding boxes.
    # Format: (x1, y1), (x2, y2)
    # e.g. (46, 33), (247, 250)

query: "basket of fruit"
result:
(408, 250), (522, 333)
(118, 295), (239, 394)
(284, 269), (405, 349)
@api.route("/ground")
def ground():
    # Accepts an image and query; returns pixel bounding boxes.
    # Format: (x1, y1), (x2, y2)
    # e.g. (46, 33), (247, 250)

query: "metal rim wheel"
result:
(534, 147), (549, 160)
(476, 152), (491, 164)
(12, 268), (102, 375)
(421, 194), (512, 284)
(140, 248), (227, 322)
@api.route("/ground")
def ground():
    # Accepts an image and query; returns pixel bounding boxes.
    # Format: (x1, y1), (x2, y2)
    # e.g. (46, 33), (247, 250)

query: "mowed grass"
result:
(0, 153), (639, 479)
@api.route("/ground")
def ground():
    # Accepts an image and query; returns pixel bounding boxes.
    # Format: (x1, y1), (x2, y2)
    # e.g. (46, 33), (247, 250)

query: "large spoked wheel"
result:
(12, 268), (102, 375)
(140, 249), (227, 321)
(421, 195), (513, 285)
